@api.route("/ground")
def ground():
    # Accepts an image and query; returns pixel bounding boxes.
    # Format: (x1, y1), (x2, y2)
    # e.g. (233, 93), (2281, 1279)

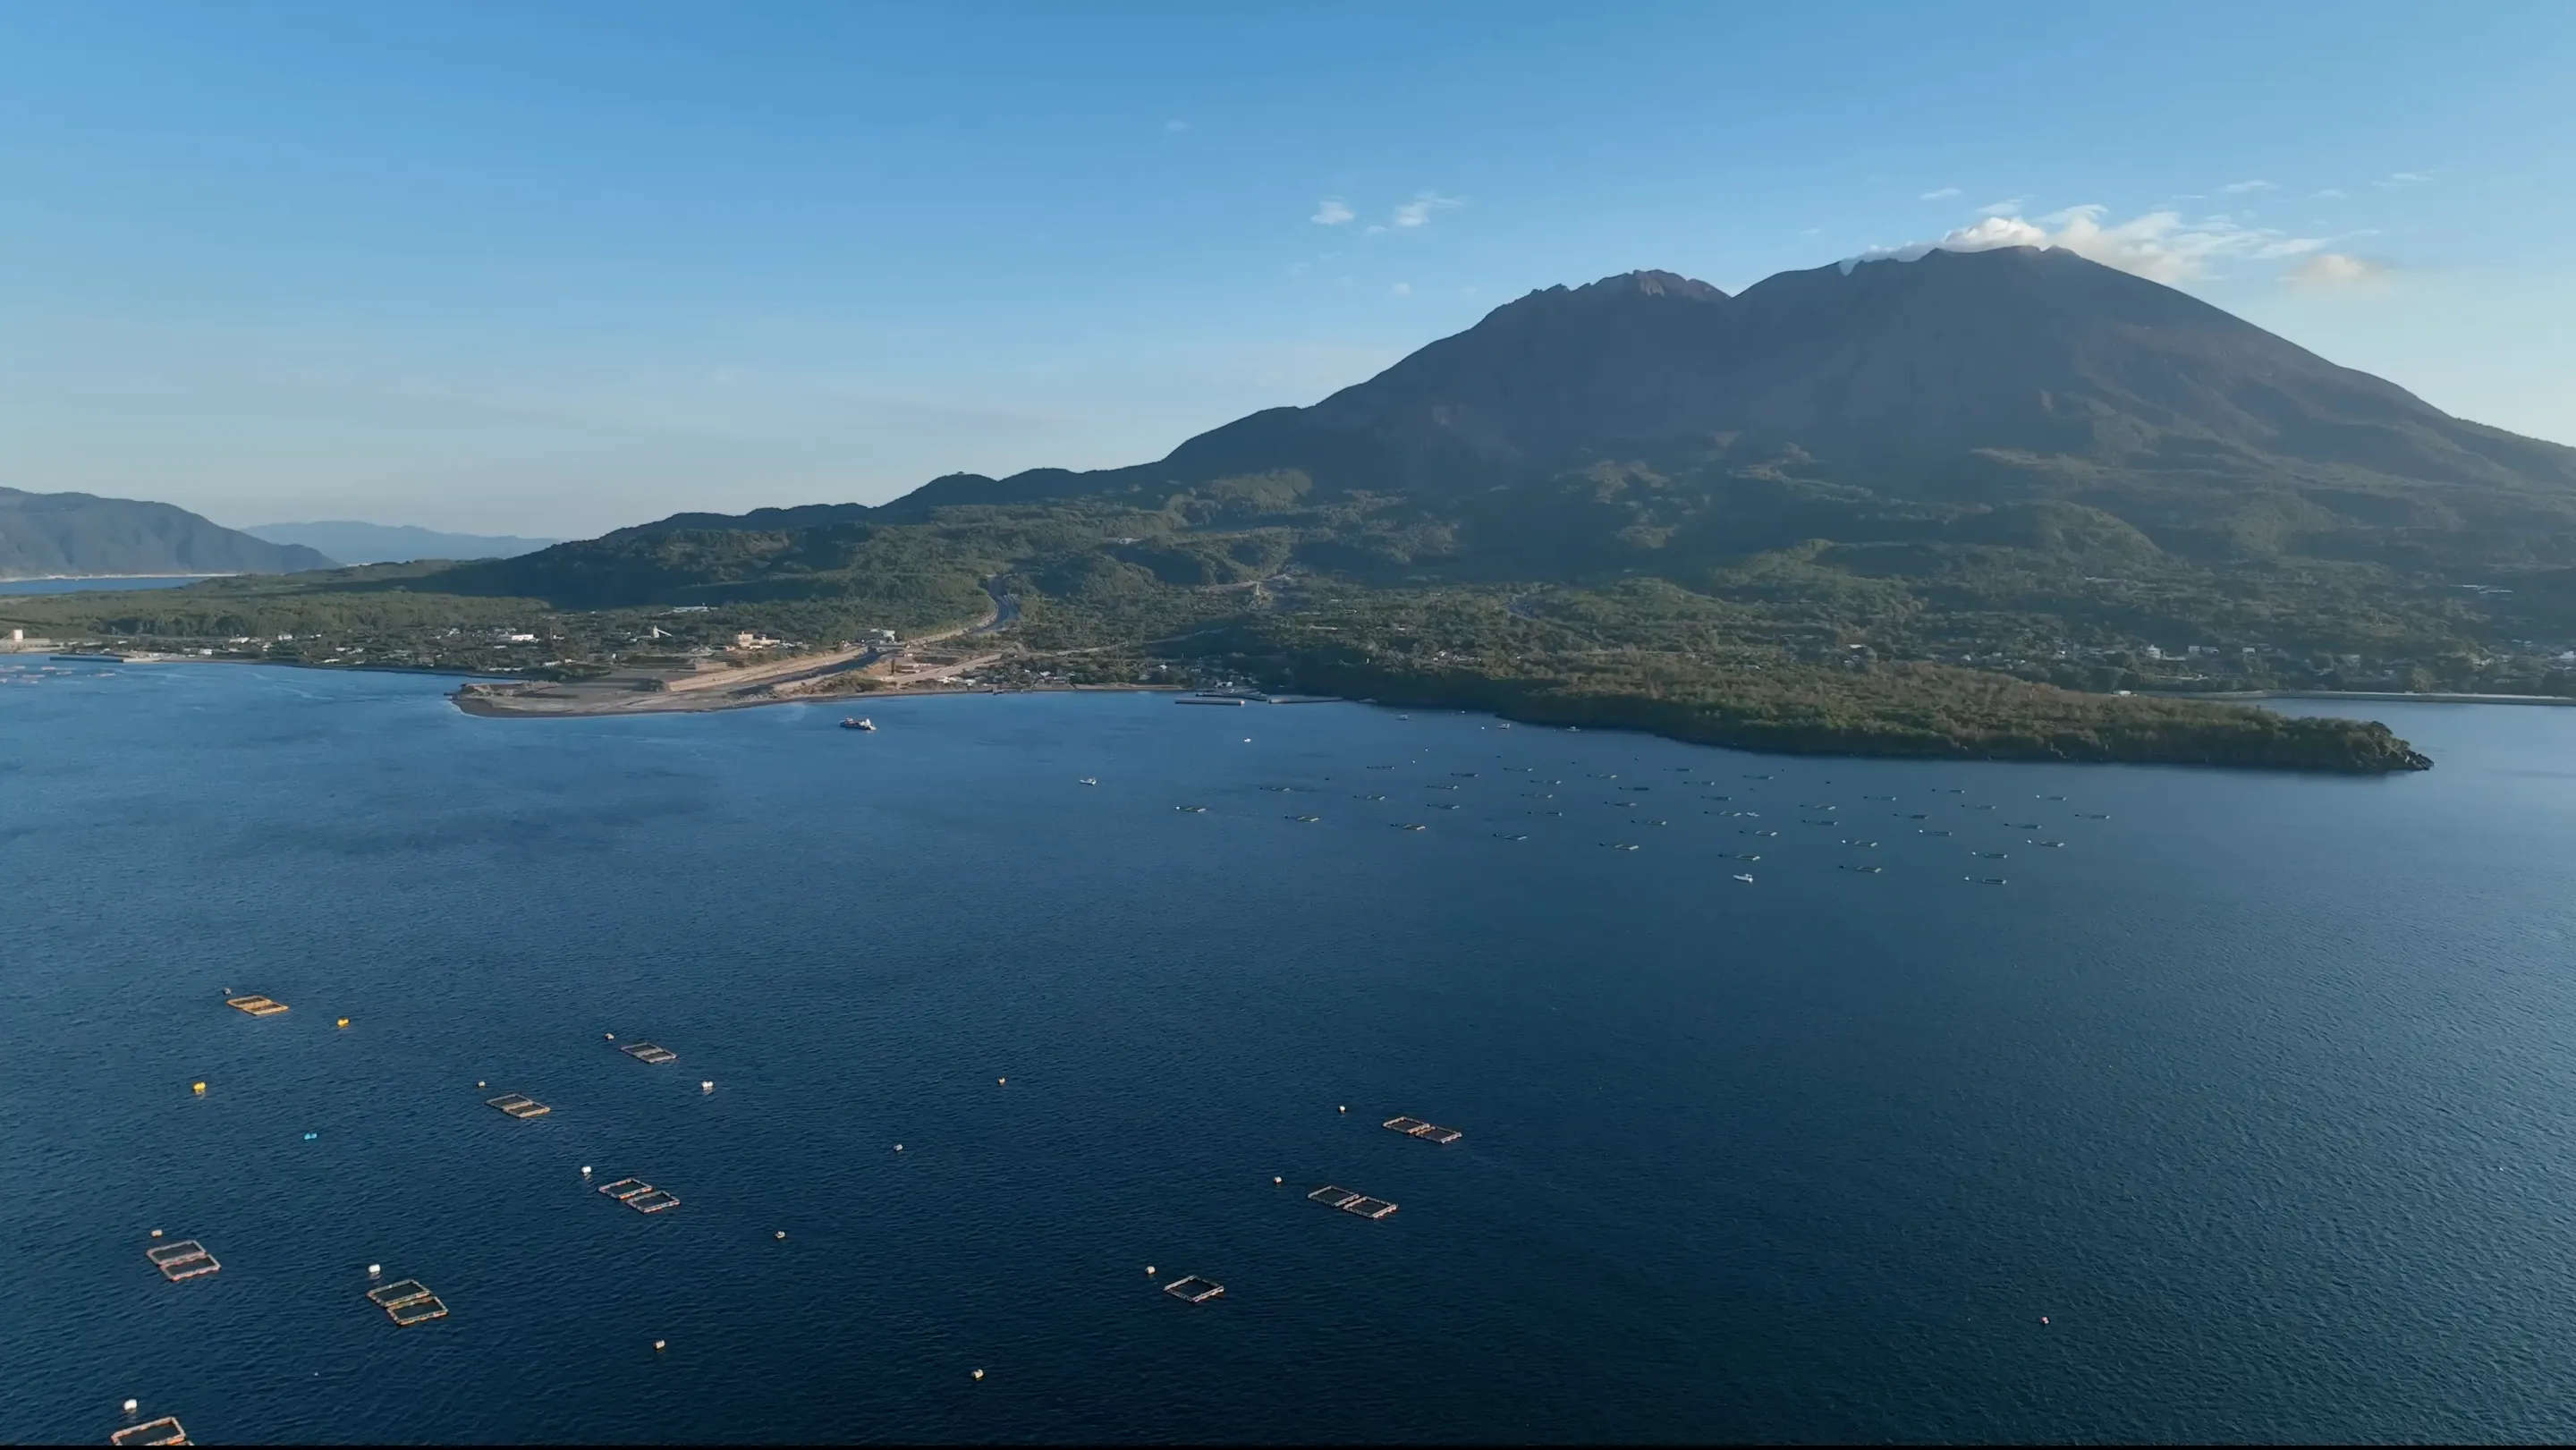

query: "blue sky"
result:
(2, 0), (2569, 537)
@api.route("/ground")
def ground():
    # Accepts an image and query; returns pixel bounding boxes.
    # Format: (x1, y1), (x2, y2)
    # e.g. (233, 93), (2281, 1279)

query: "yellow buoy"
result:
(336, 1018), (349, 1029)
(191, 1082), (206, 1095)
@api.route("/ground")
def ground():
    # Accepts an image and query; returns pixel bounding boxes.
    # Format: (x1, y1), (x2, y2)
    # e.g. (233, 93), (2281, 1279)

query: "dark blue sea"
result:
(8, 663), (2576, 1444)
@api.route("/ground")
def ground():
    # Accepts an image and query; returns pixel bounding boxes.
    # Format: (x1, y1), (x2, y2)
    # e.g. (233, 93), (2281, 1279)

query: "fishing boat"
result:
(839, 717), (876, 731)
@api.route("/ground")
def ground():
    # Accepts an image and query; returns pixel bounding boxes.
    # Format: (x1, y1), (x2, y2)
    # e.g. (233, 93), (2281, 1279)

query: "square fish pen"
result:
(619, 1041), (679, 1065)
(1383, 1116), (1464, 1145)
(485, 1093), (551, 1120)
(598, 1178), (680, 1213)
(1163, 1276), (1224, 1303)
(146, 1241), (221, 1282)
(366, 1279), (450, 1326)
(110, 1417), (190, 1446)
(225, 995), (289, 1017)
(1309, 1185), (1399, 1218)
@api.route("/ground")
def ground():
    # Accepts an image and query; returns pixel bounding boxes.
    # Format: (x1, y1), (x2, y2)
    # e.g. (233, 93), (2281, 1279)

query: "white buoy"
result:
(654, 1339), (666, 1352)
(997, 1077), (1006, 1085)
(123, 1399), (138, 1415)
(1146, 1265), (1156, 1275)
(368, 1263), (381, 1278)
(1338, 1105), (1347, 1114)
(1273, 1176), (1283, 1184)
(894, 1143), (903, 1152)
(149, 1229), (163, 1238)
(606, 1032), (615, 1040)
(972, 1369), (985, 1381)
(775, 1231), (786, 1240)
(700, 1080), (714, 1093)
(581, 1166), (592, 1176)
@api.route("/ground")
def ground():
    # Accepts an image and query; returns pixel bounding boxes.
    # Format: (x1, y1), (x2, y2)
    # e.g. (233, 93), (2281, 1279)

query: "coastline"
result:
(10, 646), (2437, 774)
(2160, 689), (2576, 708)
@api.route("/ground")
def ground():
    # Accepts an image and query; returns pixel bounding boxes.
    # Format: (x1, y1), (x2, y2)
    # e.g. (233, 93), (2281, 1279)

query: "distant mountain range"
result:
(242, 521), (557, 564)
(0, 488), (335, 580)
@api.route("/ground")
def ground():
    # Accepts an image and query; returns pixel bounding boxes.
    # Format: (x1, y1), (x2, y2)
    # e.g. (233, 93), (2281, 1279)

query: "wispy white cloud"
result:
(1919, 187), (1962, 200)
(2217, 179), (2276, 195)
(1310, 199), (1354, 226)
(1391, 191), (1464, 228)
(2313, 187), (2348, 199)
(2373, 171), (2432, 188)
(2285, 252), (2392, 290)
(1976, 197), (2027, 216)
(1390, 282), (1412, 297)
(1849, 204), (2334, 284)
(1165, 119), (1191, 133)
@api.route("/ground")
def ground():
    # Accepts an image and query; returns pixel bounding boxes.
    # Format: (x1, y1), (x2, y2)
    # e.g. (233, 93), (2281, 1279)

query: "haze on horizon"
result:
(1, 0), (2568, 540)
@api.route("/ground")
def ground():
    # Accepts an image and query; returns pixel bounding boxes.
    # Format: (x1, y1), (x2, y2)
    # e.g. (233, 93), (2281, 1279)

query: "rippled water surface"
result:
(7, 665), (2576, 1443)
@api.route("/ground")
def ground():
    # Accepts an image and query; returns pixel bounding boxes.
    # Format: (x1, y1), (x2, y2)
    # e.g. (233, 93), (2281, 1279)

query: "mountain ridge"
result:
(0, 488), (336, 580)
(242, 521), (558, 564)
(859, 247), (2574, 532)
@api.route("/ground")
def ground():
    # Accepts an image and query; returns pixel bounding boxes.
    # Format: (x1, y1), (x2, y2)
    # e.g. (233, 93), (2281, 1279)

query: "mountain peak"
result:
(1574, 269), (1728, 302)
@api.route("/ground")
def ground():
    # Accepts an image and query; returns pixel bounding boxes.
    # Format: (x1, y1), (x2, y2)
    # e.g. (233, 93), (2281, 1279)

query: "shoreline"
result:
(2157, 689), (2576, 708)
(9, 649), (2443, 773)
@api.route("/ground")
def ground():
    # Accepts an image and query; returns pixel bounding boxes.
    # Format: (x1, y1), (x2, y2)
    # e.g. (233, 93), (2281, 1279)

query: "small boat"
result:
(1078, 777), (1097, 785)
(1841, 863), (1883, 874)
(1732, 873), (1756, 884)
(1175, 805), (1208, 813)
(839, 717), (876, 732)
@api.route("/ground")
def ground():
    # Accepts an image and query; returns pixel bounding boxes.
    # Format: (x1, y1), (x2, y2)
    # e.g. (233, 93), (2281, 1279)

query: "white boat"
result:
(1733, 872), (1756, 884)
(840, 717), (876, 731)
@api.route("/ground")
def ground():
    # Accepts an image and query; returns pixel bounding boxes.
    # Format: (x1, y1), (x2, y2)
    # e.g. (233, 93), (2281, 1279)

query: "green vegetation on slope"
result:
(4, 477), (2483, 771)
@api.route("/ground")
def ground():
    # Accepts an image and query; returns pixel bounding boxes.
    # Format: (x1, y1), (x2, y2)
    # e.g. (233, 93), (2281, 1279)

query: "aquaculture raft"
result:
(1382, 1115), (1463, 1145)
(485, 1092), (551, 1120)
(366, 1279), (449, 1326)
(146, 1241), (220, 1282)
(224, 995), (288, 1017)
(618, 1041), (678, 1065)
(1162, 1276), (1224, 1303)
(597, 1178), (681, 1214)
(110, 1416), (191, 1446)
(1308, 1185), (1398, 1219)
